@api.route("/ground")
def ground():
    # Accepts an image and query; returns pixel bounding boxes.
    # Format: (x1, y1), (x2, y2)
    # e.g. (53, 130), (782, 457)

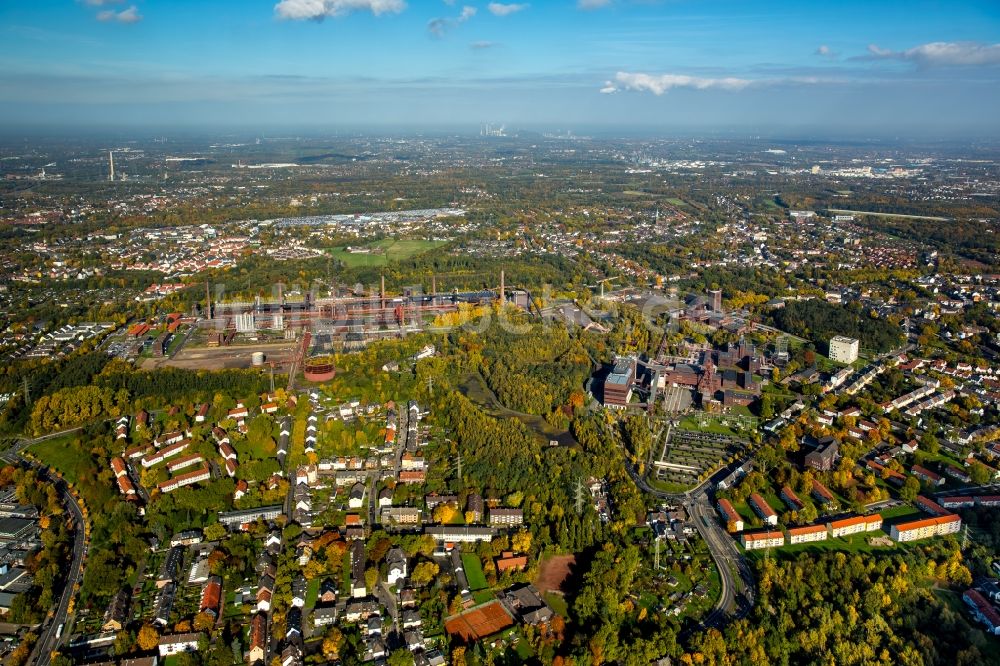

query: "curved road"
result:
(625, 456), (755, 630)
(17, 457), (87, 666)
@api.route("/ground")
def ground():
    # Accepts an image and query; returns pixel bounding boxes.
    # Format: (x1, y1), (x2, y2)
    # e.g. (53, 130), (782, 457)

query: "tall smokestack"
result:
(380, 274), (385, 306)
(205, 281), (211, 319)
(500, 270), (506, 305)
(432, 275), (436, 296)
(109, 151), (115, 182)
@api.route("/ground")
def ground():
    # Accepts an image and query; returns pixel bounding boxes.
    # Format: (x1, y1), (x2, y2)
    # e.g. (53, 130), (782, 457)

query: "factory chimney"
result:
(109, 151), (115, 182)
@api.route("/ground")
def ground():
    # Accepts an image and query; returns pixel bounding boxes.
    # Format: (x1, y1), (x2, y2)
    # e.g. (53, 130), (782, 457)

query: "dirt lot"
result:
(534, 554), (576, 595)
(144, 340), (297, 372)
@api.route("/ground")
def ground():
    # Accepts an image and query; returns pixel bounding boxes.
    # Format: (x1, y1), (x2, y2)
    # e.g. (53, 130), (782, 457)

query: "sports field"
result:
(445, 600), (514, 642)
(329, 239), (445, 267)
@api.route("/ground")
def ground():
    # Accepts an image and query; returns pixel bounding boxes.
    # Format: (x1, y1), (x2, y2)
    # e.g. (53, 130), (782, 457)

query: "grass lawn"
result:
(329, 239), (445, 268)
(666, 197), (688, 207)
(511, 628), (534, 660)
(472, 589), (495, 605)
(677, 416), (740, 437)
(27, 435), (93, 485)
(544, 591), (569, 618)
(879, 504), (922, 522)
(462, 553), (488, 591)
(745, 532), (901, 560)
(306, 577), (321, 607)
(648, 478), (695, 494)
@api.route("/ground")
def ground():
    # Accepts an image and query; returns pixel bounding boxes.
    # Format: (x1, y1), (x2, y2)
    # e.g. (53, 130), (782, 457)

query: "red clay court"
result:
(445, 601), (514, 642)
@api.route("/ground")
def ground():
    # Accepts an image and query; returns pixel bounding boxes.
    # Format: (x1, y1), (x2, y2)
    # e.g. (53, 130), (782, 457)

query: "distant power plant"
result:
(481, 123), (506, 137)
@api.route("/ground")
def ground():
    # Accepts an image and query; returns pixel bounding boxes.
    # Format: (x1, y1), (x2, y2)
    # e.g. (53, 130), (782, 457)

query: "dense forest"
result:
(770, 299), (905, 355)
(684, 547), (994, 666)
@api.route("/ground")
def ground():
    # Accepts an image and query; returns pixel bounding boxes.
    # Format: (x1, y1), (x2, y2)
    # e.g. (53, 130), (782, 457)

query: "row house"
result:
(827, 514), (883, 538)
(914, 495), (952, 517)
(741, 530), (784, 550)
(787, 524), (828, 545)
(889, 514), (961, 542)
(142, 439), (191, 468)
(167, 454), (204, 474)
(716, 499), (744, 533)
(780, 486), (804, 511)
(157, 466), (211, 494)
(941, 496), (976, 509)
(748, 493), (778, 526)
(811, 479), (836, 506)
(489, 508), (524, 527)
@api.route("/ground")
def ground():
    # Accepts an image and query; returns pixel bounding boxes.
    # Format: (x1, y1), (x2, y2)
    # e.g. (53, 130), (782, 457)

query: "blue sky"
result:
(1, 0), (999, 135)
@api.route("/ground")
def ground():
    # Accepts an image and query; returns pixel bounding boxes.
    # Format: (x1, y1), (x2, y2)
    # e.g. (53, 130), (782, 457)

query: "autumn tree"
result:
(136, 625), (160, 651)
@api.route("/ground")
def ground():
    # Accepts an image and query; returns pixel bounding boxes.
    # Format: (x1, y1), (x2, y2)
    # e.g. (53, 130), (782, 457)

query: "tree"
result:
(136, 625), (160, 651)
(969, 461), (993, 486)
(192, 611), (216, 632)
(365, 567), (378, 592)
(321, 627), (344, 660)
(512, 530), (532, 554)
(387, 649), (415, 666)
(203, 523), (227, 542)
(920, 432), (940, 455)
(411, 561), (440, 587)
(900, 476), (920, 502)
(433, 503), (458, 524)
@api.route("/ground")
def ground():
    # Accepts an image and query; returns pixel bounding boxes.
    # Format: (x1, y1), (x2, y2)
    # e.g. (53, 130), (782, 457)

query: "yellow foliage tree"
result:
(136, 625), (160, 651)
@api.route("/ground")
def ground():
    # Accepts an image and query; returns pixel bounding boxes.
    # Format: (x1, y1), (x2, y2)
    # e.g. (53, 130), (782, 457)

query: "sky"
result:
(1, 0), (999, 136)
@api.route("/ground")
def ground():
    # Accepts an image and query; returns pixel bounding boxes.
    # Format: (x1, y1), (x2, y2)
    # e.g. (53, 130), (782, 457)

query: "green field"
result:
(329, 239), (445, 267)
(545, 591), (569, 617)
(666, 197), (687, 207)
(306, 577), (321, 607)
(27, 435), (92, 485)
(473, 589), (495, 605)
(676, 416), (741, 437)
(462, 553), (489, 591)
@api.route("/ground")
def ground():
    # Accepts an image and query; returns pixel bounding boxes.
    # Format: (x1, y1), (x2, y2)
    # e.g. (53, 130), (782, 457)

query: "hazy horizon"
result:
(1, 1), (999, 136)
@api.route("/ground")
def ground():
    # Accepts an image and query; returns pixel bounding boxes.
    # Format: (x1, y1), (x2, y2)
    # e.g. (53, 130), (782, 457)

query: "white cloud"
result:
(274, 0), (406, 21)
(488, 3), (528, 16)
(578, 0), (611, 9)
(864, 41), (1000, 66)
(604, 72), (753, 95)
(83, 0), (123, 6)
(815, 44), (838, 58)
(471, 40), (498, 49)
(428, 5), (476, 37)
(97, 5), (142, 24)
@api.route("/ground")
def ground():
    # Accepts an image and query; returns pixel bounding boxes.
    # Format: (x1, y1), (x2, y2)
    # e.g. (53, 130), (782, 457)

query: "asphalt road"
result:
(624, 455), (755, 631)
(20, 458), (88, 666)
